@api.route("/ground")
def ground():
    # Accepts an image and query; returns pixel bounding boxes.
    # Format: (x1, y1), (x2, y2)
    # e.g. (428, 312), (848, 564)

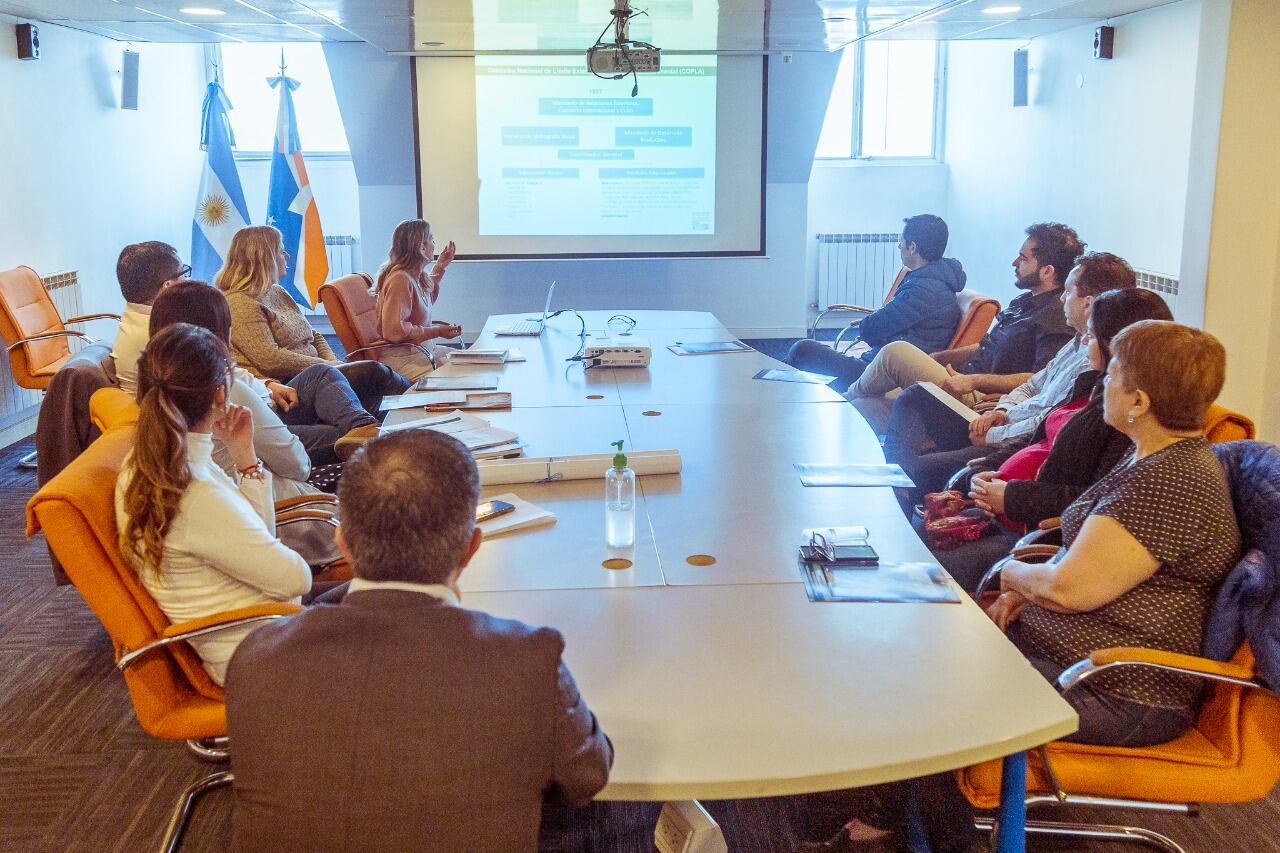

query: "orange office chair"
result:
(0, 265), (120, 467)
(318, 271), (434, 367)
(808, 265), (908, 348)
(962, 438), (1280, 853)
(88, 387), (351, 584)
(25, 421), (302, 853)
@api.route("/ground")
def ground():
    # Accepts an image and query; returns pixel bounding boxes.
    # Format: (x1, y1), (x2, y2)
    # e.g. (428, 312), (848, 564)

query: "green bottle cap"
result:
(610, 439), (627, 469)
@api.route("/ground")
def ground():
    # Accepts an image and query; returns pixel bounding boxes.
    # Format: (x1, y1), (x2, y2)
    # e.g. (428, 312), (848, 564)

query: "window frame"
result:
(816, 40), (947, 164)
(202, 43), (354, 163)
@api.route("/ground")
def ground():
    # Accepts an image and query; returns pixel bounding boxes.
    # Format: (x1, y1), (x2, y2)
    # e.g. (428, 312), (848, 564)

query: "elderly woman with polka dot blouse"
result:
(796, 320), (1242, 853)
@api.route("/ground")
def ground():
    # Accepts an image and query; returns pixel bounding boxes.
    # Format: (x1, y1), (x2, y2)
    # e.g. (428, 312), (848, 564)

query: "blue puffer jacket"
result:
(857, 257), (966, 358)
(1204, 441), (1280, 689)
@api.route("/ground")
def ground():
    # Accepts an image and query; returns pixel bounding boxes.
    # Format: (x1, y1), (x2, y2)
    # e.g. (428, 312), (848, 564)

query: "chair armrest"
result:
(1059, 647), (1270, 696)
(809, 305), (874, 339)
(1014, 519), (1062, 549)
(973, 545), (1061, 597)
(345, 341), (434, 367)
(6, 329), (89, 352)
(116, 602), (303, 670)
(275, 509), (340, 529)
(274, 493), (338, 512)
(65, 312), (122, 324)
(931, 343), (979, 369)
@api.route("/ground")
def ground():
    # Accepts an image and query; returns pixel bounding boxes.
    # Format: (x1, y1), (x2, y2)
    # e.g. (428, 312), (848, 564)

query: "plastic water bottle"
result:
(604, 439), (636, 549)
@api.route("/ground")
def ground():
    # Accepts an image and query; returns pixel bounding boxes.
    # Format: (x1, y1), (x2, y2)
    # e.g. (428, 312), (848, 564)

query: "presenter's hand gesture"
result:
(436, 240), (457, 269)
(213, 404), (256, 467)
(432, 323), (462, 339)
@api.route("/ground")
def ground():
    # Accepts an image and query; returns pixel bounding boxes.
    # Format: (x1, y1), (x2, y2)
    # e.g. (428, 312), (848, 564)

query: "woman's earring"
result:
(1127, 413), (1135, 424)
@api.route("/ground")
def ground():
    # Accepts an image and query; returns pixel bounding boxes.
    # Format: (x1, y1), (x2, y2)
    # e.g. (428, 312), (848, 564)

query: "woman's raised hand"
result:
(213, 403), (256, 467)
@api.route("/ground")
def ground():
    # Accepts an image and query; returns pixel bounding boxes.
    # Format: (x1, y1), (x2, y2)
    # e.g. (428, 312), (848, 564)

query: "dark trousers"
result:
(785, 339), (869, 392)
(799, 653), (1194, 851)
(884, 384), (977, 498)
(281, 363), (405, 464)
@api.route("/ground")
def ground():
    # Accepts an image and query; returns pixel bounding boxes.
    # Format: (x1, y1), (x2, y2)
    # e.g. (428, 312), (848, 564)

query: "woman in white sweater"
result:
(115, 322), (311, 685)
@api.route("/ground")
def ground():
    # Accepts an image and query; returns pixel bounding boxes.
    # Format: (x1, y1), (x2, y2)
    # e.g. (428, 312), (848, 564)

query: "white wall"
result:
(324, 44), (841, 337)
(942, 0), (1203, 311)
(805, 161), (949, 313)
(0, 19), (206, 442)
(0, 19), (206, 314)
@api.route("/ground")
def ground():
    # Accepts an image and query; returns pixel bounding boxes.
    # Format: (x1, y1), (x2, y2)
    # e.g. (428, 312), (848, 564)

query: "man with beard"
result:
(842, 222), (1081, 405)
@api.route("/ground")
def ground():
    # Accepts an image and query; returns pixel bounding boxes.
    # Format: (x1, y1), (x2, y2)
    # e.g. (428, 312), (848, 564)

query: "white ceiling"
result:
(0, 0), (1184, 52)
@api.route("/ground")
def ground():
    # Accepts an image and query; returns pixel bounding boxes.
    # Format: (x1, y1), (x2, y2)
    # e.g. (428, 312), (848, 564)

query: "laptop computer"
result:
(494, 281), (556, 336)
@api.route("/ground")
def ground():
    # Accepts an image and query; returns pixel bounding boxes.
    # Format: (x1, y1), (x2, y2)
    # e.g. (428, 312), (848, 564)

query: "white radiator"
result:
(324, 234), (358, 280)
(1135, 270), (1179, 318)
(815, 233), (901, 313)
(0, 269), (84, 431)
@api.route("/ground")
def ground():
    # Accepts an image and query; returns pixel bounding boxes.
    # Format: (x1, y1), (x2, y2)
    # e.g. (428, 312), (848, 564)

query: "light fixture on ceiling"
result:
(982, 5), (1022, 13)
(179, 6), (227, 15)
(420, 41), (445, 47)
(822, 17), (849, 23)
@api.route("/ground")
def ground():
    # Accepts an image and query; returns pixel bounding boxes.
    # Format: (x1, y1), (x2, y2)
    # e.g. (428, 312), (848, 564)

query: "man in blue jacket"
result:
(787, 214), (965, 391)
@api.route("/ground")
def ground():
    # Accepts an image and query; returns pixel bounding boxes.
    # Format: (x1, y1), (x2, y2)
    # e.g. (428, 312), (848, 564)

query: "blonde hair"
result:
(1110, 320), (1226, 432)
(216, 226), (282, 300)
(375, 218), (435, 302)
(119, 324), (232, 578)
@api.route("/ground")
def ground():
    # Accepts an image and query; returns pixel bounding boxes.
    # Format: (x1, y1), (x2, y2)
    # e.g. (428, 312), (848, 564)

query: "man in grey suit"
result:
(225, 429), (613, 852)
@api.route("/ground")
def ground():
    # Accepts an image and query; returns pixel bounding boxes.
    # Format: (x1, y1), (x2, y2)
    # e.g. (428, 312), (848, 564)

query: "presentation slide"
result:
(414, 54), (763, 258)
(474, 57), (717, 237)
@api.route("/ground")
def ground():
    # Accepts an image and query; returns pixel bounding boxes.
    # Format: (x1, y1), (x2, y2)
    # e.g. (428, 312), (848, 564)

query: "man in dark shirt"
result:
(786, 214), (966, 391)
(844, 222), (1082, 403)
(225, 430), (613, 853)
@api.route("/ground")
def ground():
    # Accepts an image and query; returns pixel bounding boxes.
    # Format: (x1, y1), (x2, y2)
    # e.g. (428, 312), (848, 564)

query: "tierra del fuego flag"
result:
(191, 81), (250, 284)
(266, 72), (328, 308)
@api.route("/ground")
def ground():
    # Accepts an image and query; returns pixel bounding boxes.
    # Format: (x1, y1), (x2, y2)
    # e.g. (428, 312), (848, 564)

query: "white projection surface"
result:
(414, 55), (765, 258)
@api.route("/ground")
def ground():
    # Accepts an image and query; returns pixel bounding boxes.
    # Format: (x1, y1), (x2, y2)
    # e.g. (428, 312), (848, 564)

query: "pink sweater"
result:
(376, 271), (434, 345)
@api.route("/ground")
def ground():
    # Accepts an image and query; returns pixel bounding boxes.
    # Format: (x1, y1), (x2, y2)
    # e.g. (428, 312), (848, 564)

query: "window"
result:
(216, 43), (351, 155)
(816, 40), (942, 160)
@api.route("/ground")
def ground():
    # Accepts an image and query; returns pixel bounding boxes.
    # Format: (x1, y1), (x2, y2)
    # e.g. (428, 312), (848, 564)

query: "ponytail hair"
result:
(119, 323), (232, 577)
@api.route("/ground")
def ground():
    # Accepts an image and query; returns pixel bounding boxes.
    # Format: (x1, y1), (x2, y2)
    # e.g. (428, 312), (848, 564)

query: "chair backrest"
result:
(882, 266), (908, 306)
(90, 386), (139, 433)
(0, 265), (72, 388)
(26, 423), (226, 740)
(1205, 405), (1255, 443)
(948, 289), (1001, 350)
(318, 272), (384, 360)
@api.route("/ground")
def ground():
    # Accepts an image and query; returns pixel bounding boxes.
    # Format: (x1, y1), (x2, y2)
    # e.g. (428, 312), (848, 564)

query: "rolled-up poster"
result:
(478, 449), (682, 486)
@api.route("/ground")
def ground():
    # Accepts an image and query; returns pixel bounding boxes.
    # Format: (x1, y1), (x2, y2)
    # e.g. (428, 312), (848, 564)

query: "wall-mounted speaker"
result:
(1013, 49), (1029, 108)
(16, 23), (40, 61)
(1093, 26), (1115, 60)
(122, 50), (140, 110)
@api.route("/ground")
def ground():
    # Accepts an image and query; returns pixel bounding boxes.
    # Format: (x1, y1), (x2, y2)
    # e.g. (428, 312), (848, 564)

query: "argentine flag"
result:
(266, 73), (328, 308)
(191, 81), (250, 283)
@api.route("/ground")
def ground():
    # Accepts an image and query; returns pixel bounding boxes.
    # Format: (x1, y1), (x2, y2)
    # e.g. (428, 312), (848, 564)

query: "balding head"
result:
(337, 430), (481, 584)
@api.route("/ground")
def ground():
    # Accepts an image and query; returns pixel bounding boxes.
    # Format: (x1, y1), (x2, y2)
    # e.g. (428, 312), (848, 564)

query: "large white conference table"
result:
(385, 310), (1077, 851)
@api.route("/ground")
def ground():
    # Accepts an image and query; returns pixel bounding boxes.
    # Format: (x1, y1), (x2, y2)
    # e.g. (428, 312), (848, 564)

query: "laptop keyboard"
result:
(501, 319), (542, 335)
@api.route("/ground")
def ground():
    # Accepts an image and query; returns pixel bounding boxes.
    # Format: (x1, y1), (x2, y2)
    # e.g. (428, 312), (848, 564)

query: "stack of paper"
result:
(476, 492), (556, 539)
(667, 340), (753, 356)
(380, 390), (512, 412)
(412, 374), (500, 392)
(448, 347), (526, 364)
(477, 449), (681, 486)
(381, 410), (523, 458)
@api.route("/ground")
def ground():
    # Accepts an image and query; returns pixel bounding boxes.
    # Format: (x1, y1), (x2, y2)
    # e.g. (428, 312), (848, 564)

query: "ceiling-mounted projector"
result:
(587, 0), (661, 76)
(588, 43), (661, 74)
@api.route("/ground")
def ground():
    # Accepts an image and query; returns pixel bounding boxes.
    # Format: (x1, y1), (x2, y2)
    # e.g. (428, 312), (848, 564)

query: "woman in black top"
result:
(928, 288), (1174, 591)
(801, 320), (1240, 853)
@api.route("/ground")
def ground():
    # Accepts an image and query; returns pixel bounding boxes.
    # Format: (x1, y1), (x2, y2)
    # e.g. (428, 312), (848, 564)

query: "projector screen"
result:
(412, 55), (766, 258)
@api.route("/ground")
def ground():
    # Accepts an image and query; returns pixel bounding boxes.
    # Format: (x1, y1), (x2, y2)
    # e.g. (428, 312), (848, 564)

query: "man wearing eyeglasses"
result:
(112, 241), (191, 395)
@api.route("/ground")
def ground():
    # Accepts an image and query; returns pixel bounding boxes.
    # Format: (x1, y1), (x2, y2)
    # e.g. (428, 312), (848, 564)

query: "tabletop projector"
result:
(582, 335), (652, 368)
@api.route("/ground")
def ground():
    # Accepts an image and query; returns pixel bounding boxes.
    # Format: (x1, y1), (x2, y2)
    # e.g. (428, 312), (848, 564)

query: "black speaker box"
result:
(1094, 26), (1115, 60)
(16, 23), (40, 61)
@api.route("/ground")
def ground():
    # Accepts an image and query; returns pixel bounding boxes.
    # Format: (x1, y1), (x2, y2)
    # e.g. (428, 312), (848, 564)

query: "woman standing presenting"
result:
(374, 219), (462, 381)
